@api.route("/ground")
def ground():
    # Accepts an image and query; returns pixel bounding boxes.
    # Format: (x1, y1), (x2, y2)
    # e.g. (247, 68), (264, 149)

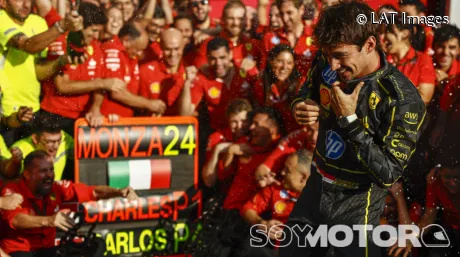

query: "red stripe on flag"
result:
(150, 159), (172, 189)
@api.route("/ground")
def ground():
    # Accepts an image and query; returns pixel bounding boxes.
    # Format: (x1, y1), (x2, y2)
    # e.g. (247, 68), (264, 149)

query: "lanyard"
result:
(29, 198), (48, 216)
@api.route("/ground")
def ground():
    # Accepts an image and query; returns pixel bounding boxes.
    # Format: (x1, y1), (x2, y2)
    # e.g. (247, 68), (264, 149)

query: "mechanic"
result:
(0, 150), (138, 257)
(282, 2), (426, 257)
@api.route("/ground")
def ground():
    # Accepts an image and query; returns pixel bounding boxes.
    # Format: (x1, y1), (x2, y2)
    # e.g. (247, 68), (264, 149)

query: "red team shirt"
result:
(194, 33), (263, 70)
(206, 128), (235, 156)
(263, 129), (315, 174)
(46, 33), (67, 61)
(205, 128), (248, 193)
(41, 38), (103, 119)
(426, 178), (460, 230)
(262, 24), (317, 74)
(221, 151), (275, 210)
(139, 60), (186, 116)
(439, 59), (460, 112)
(390, 47), (436, 87)
(0, 179), (96, 254)
(140, 40), (163, 64)
(100, 36), (141, 117)
(191, 67), (258, 130)
(240, 184), (299, 224)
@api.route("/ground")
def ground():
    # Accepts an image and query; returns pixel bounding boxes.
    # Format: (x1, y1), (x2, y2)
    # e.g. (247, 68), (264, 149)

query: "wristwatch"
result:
(338, 114), (358, 128)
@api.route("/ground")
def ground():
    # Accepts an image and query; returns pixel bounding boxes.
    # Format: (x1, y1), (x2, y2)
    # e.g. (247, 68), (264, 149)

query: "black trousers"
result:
(278, 168), (387, 257)
(9, 247), (57, 257)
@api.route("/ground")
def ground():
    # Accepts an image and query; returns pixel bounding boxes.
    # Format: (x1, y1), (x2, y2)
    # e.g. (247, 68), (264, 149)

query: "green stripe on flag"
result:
(108, 161), (130, 189)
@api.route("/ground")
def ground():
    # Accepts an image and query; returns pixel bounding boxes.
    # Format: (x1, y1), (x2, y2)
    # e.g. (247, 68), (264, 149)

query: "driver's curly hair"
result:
(313, 0), (380, 50)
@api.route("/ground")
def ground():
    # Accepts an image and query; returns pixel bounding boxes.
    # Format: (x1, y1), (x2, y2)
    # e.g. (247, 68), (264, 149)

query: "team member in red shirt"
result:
(173, 14), (198, 66)
(173, 15), (194, 50)
(0, 150), (138, 256)
(241, 149), (312, 237)
(179, 37), (258, 131)
(220, 107), (282, 211)
(399, 0), (434, 55)
(202, 98), (252, 188)
(255, 122), (318, 188)
(432, 25), (460, 90)
(383, 19), (436, 104)
(427, 25), (460, 148)
(254, 1), (284, 39)
(194, 0), (263, 70)
(142, 7), (167, 64)
(252, 44), (305, 132)
(261, 0), (317, 74)
(86, 22), (166, 122)
(189, 0), (219, 32)
(41, 3), (127, 136)
(239, 150), (311, 256)
(139, 28), (186, 116)
(103, 6), (124, 41)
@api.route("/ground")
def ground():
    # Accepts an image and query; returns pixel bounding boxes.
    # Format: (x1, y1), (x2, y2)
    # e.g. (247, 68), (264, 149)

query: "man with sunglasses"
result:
(10, 114), (73, 181)
(194, 0), (262, 70)
(190, 0), (219, 31)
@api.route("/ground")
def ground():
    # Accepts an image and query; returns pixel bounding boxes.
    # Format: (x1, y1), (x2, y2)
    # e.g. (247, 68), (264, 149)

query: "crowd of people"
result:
(0, 0), (459, 256)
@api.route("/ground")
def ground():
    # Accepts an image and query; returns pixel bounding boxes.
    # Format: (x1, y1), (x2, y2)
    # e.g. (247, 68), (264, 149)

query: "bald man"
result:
(139, 28), (189, 116)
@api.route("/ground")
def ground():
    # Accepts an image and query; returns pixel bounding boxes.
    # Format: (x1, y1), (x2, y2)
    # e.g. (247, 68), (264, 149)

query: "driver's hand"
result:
(49, 211), (76, 231)
(120, 186), (138, 201)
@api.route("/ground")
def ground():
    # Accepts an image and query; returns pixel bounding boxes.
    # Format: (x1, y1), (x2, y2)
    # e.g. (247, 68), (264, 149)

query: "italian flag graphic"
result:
(108, 159), (172, 190)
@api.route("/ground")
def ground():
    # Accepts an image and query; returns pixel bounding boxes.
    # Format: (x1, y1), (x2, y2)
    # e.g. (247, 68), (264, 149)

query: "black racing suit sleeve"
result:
(291, 52), (321, 111)
(343, 102), (426, 188)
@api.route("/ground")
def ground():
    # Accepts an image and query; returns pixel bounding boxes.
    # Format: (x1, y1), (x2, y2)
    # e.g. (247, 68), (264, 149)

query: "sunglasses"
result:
(190, 0), (208, 7)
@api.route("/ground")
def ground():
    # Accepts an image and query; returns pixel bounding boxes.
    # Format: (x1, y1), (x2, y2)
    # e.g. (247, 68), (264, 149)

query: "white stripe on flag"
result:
(128, 160), (151, 190)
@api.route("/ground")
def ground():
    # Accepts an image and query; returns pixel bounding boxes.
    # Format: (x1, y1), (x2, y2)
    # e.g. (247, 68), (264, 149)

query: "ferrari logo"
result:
(274, 200), (287, 214)
(208, 87), (221, 99)
(369, 91), (381, 110)
(306, 37), (313, 47)
(150, 82), (160, 94)
(87, 45), (94, 56)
